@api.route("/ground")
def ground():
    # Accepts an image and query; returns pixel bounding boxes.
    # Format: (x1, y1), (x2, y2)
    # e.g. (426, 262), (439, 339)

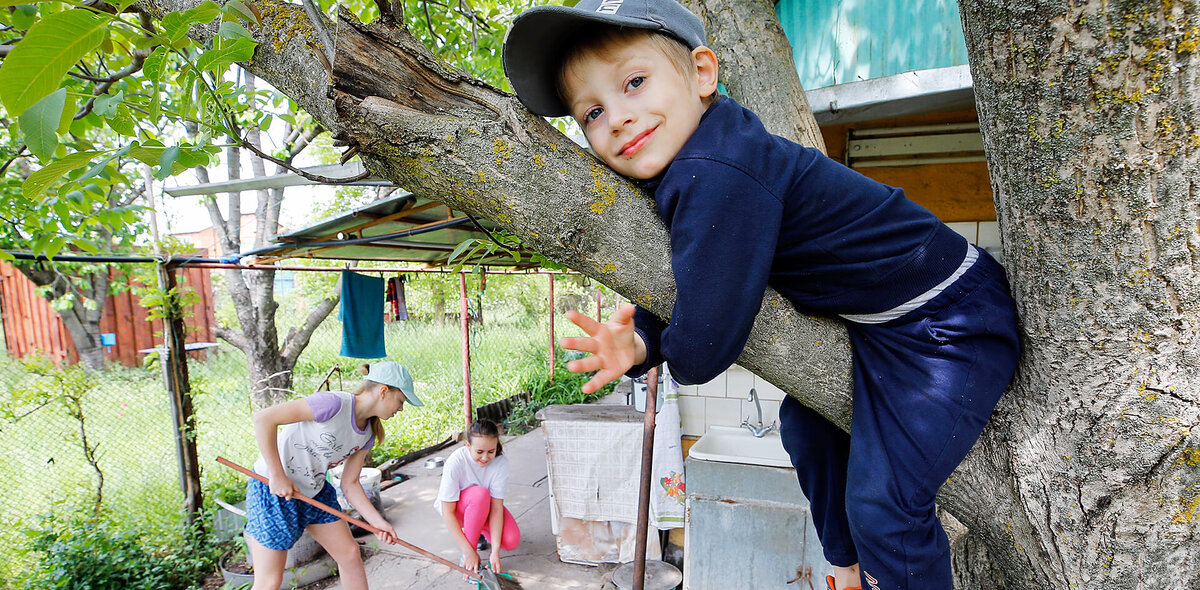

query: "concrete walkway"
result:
(332, 424), (623, 589)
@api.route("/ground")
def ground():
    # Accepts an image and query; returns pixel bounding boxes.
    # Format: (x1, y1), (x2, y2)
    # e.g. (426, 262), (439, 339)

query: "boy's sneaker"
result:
(826, 575), (861, 590)
(476, 534), (490, 551)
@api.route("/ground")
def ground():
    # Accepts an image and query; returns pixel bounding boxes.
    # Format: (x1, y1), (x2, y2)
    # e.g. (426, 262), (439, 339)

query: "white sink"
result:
(688, 425), (792, 468)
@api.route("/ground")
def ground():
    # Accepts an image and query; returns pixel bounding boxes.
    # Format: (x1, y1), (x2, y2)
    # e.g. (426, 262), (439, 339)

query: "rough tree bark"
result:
(139, 0), (1200, 586)
(955, 0), (1200, 587)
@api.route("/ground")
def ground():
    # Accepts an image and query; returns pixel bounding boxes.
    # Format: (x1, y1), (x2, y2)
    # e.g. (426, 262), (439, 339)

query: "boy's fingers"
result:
(566, 356), (603, 374)
(559, 336), (599, 353)
(582, 371), (617, 394)
(565, 309), (602, 334)
(612, 303), (637, 323)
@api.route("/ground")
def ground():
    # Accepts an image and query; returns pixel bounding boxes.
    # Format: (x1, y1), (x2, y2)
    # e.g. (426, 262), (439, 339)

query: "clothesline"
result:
(177, 262), (583, 275)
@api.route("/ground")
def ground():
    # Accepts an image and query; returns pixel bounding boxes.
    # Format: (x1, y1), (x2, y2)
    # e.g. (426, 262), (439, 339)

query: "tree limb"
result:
(281, 295), (339, 367)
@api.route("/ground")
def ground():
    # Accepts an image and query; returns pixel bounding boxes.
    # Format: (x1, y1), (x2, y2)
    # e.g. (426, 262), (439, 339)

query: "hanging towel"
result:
(386, 275), (409, 321)
(339, 270), (386, 359)
(650, 368), (685, 529)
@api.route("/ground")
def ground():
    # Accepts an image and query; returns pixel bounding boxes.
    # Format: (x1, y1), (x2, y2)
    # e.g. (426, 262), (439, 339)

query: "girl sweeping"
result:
(437, 418), (522, 577)
(245, 361), (422, 590)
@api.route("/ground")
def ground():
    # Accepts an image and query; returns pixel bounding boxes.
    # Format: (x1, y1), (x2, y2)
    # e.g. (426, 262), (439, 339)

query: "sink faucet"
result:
(740, 388), (778, 438)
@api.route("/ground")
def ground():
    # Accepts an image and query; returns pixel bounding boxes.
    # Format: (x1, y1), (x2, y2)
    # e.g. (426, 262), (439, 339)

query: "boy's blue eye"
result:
(627, 76), (645, 90)
(585, 107), (603, 122)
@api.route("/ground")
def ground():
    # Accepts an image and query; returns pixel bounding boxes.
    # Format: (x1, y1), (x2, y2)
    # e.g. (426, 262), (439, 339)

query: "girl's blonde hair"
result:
(355, 363), (387, 445)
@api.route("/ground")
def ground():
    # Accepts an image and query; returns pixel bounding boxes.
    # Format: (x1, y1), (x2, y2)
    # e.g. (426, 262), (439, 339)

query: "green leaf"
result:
(128, 144), (166, 166)
(217, 21), (254, 41)
(449, 239), (479, 263)
(57, 92), (77, 134)
(108, 105), (136, 136)
(176, 146), (212, 169)
(159, 1), (221, 44)
(92, 91), (123, 117)
(22, 151), (103, 200)
(222, 0), (259, 24)
(155, 145), (180, 179)
(177, 71), (195, 117)
(143, 47), (167, 82)
(196, 37), (256, 74)
(18, 88), (66, 163)
(76, 143), (134, 183)
(10, 4), (36, 29)
(0, 9), (109, 116)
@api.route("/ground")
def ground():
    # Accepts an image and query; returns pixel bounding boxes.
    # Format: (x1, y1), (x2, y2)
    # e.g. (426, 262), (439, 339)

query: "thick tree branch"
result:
(281, 294), (339, 368)
(214, 324), (248, 352)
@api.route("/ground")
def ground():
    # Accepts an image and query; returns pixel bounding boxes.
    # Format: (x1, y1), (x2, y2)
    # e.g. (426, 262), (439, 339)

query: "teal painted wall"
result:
(775, 0), (969, 90)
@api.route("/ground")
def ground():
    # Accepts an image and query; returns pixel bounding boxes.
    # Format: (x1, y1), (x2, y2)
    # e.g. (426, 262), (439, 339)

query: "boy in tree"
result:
(503, 1), (1020, 588)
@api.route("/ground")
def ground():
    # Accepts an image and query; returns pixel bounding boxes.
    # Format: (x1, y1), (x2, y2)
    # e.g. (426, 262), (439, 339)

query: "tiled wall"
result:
(675, 221), (1001, 438)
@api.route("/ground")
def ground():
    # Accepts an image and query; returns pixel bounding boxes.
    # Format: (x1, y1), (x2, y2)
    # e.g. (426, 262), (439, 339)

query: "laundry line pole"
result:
(548, 274), (556, 382)
(460, 271), (473, 433)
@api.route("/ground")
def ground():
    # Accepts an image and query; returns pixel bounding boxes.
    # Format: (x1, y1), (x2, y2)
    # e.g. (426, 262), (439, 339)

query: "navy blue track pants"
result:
(780, 250), (1020, 590)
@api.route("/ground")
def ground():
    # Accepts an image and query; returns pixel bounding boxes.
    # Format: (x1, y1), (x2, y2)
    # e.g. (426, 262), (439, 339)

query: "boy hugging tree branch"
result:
(502, 1), (1022, 589)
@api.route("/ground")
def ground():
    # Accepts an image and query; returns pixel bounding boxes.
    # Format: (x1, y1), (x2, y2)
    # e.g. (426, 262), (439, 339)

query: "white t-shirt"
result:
(253, 390), (376, 498)
(434, 445), (510, 514)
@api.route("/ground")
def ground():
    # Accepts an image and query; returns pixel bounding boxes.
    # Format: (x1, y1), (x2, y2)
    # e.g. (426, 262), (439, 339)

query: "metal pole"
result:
(460, 271), (473, 433)
(632, 366), (659, 590)
(548, 274), (555, 381)
(158, 261), (203, 526)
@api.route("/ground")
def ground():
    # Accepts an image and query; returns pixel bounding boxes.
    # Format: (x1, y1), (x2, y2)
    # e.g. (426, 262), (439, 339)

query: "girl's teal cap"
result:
(367, 361), (423, 407)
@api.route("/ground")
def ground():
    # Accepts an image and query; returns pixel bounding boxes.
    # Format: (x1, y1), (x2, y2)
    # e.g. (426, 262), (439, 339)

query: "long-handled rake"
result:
(217, 456), (509, 590)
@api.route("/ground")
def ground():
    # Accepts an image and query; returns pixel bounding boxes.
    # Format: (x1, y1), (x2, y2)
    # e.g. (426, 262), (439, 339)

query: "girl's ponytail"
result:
(368, 416), (385, 446)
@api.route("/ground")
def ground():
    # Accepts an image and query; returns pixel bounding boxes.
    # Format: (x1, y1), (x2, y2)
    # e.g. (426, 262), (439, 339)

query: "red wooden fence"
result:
(0, 261), (216, 368)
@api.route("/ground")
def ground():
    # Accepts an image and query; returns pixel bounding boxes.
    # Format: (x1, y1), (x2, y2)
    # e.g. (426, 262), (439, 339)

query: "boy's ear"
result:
(692, 46), (719, 99)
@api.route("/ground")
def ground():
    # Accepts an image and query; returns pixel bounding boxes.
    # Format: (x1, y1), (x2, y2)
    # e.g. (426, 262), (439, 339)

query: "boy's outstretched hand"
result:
(559, 303), (643, 393)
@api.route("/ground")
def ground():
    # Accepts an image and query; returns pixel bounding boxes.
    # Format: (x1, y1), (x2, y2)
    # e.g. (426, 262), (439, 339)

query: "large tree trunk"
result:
(143, 0), (1200, 584)
(957, 1), (1200, 587)
(18, 262), (110, 371)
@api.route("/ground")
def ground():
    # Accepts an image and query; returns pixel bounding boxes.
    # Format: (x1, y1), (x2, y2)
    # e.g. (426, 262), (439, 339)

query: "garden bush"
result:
(15, 507), (222, 590)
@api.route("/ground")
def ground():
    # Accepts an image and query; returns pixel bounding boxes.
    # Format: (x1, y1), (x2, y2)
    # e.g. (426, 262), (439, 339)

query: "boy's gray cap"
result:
(366, 361), (423, 407)
(503, 0), (707, 117)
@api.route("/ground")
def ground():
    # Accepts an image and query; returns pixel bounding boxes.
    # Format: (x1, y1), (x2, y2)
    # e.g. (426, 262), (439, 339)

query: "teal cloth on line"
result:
(339, 270), (386, 359)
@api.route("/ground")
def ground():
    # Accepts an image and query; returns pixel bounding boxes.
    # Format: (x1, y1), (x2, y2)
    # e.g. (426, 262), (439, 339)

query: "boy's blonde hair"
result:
(556, 25), (717, 117)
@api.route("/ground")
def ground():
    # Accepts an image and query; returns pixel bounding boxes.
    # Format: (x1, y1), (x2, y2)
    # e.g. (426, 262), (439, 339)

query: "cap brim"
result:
(503, 5), (673, 117)
(403, 389), (423, 407)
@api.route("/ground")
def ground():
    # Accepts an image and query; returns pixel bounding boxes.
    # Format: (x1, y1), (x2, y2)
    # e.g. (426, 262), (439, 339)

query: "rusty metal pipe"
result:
(632, 366), (659, 590)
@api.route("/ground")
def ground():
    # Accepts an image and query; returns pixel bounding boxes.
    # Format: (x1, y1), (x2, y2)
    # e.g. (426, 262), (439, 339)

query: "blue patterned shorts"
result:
(244, 479), (341, 551)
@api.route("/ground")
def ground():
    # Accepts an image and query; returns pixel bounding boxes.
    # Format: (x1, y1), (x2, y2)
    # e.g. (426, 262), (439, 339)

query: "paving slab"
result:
(317, 424), (625, 590)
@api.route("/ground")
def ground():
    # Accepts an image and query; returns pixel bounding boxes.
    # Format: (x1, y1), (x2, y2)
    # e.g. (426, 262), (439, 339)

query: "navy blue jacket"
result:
(630, 97), (967, 384)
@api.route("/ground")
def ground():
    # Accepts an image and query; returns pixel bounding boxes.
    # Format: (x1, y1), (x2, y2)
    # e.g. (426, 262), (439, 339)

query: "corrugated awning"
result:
(243, 192), (537, 268)
(163, 162), (538, 268)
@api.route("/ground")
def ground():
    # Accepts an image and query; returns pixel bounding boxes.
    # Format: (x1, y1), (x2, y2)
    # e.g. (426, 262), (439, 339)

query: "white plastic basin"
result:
(688, 425), (792, 468)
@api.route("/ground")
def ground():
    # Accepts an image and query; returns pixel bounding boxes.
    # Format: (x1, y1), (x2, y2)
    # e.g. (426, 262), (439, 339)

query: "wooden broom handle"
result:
(216, 456), (480, 579)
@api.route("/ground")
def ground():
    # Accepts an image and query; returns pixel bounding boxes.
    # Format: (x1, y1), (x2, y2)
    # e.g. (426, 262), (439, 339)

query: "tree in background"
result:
(184, 71), (342, 407)
(0, 106), (157, 370)
(2, 0), (1197, 587)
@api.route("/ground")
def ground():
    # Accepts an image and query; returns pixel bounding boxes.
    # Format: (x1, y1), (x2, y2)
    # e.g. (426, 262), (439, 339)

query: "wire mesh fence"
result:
(0, 262), (619, 586)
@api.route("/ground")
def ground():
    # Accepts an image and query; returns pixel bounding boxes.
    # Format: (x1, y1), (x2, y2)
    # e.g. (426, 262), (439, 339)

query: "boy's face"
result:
(561, 36), (716, 180)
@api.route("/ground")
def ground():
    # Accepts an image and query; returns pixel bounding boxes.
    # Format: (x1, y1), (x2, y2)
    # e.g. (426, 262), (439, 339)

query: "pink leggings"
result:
(454, 485), (521, 551)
